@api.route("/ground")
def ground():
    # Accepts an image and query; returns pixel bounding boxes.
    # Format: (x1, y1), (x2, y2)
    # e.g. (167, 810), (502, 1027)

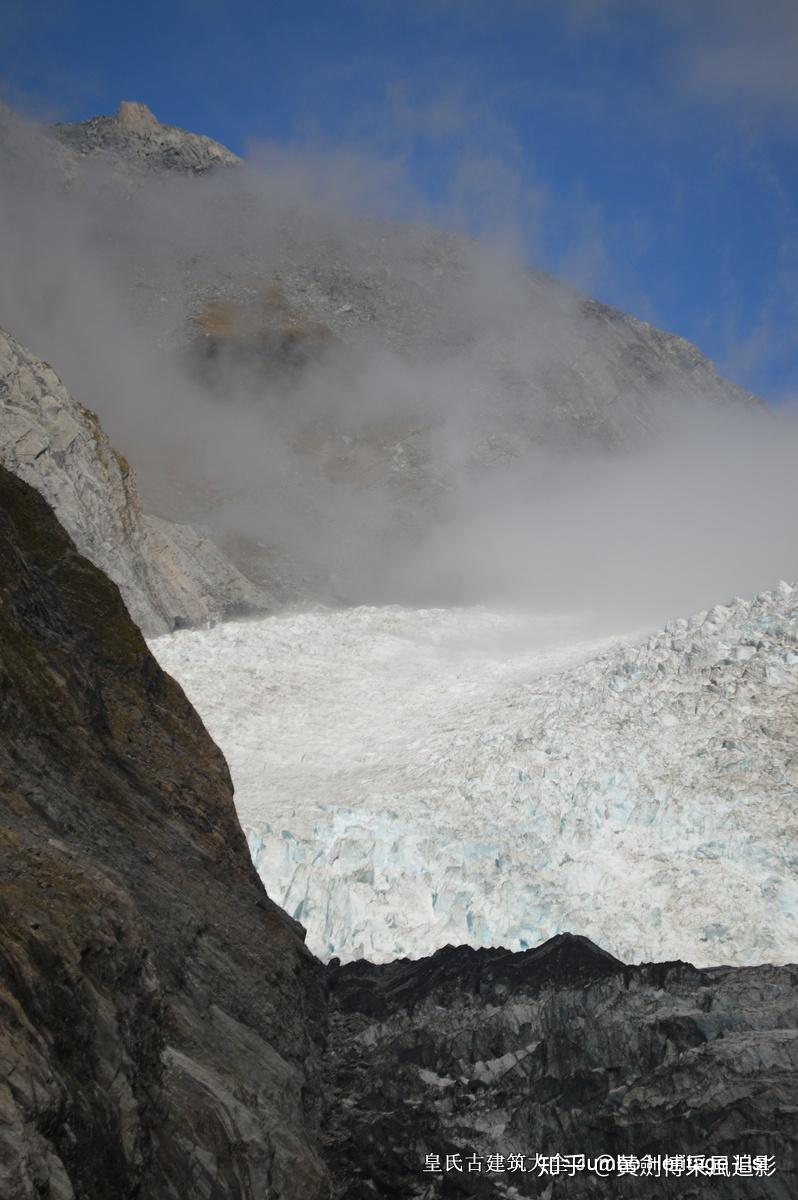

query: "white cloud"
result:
(674, 0), (798, 118)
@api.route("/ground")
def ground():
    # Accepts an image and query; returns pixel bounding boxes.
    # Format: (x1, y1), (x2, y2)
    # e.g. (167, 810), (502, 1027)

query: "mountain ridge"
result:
(0, 325), (270, 634)
(0, 99), (775, 614)
(52, 100), (241, 175)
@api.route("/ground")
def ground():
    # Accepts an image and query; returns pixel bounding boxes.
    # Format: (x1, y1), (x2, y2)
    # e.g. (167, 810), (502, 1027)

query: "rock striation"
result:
(0, 464), (330, 1199)
(325, 935), (798, 1198)
(52, 101), (240, 175)
(0, 325), (268, 635)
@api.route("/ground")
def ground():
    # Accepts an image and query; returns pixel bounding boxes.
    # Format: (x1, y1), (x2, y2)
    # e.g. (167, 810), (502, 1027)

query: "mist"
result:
(1, 103), (796, 634)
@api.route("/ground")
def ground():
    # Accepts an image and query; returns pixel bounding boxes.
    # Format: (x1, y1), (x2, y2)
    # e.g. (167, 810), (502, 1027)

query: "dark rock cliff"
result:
(0, 465), (329, 1199)
(324, 936), (798, 1199)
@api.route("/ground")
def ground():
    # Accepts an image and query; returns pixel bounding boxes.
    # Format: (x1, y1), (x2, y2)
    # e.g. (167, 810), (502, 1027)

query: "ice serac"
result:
(151, 595), (798, 967)
(0, 464), (329, 1199)
(0, 325), (267, 634)
(52, 101), (241, 174)
(325, 936), (798, 1198)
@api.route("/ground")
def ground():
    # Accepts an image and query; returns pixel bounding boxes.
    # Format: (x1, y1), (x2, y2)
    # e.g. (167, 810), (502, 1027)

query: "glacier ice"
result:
(149, 589), (798, 966)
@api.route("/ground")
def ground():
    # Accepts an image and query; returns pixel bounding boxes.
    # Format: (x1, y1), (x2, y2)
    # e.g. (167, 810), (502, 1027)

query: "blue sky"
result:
(2, 0), (797, 402)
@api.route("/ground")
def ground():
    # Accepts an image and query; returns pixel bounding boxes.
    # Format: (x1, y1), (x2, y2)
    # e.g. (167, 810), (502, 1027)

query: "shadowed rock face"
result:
(324, 936), (798, 1199)
(0, 465), (329, 1199)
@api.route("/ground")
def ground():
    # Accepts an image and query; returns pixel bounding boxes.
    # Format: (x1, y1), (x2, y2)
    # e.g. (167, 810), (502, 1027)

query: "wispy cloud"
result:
(674, 0), (798, 120)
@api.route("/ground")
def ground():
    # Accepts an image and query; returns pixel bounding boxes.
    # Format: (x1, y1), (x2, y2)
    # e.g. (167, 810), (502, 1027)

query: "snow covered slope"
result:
(150, 588), (798, 966)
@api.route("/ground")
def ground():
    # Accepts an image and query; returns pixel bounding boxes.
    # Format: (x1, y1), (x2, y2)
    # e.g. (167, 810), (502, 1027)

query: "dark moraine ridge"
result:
(324, 939), (798, 1199)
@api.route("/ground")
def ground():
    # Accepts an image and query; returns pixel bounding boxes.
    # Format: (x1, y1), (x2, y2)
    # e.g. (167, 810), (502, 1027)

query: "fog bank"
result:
(0, 105), (795, 631)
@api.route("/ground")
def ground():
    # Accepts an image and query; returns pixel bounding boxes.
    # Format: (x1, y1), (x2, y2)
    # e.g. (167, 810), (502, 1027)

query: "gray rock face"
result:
(151, 216), (760, 461)
(0, 326), (267, 634)
(52, 101), (240, 175)
(0, 464), (330, 1199)
(324, 936), (798, 1198)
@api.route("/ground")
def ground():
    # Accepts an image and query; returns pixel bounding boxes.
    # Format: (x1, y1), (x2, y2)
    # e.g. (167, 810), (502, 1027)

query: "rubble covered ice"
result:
(150, 585), (798, 965)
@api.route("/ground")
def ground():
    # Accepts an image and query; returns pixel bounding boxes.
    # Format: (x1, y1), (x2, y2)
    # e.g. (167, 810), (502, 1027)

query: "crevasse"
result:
(151, 586), (798, 965)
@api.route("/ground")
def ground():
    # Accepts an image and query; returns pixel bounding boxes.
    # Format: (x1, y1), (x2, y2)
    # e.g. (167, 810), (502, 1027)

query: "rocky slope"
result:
(122, 195), (761, 536)
(48, 100), (756, 438)
(0, 325), (268, 634)
(325, 935), (798, 1199)
(0, 463), (329, 1198)
(1, 464), (796, 1199)
(52, 101), (241, 175)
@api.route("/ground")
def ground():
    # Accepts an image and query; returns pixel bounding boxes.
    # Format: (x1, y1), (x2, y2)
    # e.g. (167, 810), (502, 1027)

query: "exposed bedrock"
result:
(324, 935), (798, 1199)
(51, 101), (241, 176)
(0, 465), (329, 1199)
(0, 326), (268, 635)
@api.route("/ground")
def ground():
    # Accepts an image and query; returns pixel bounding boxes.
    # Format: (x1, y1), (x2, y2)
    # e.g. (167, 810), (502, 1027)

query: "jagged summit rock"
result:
(52, 100), (240, 174)
(115, 99), (161, 132)
(40, 99), (757, 448)
(0, 325), (269, 634)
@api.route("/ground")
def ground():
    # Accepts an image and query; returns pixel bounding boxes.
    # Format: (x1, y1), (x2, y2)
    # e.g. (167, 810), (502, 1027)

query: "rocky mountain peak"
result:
(114, 99), (160, 132)
(51, 101), (240, 174)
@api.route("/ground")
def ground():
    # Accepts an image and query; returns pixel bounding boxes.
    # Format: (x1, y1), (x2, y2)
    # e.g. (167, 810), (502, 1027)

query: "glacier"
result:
(149, 586), (798, 966)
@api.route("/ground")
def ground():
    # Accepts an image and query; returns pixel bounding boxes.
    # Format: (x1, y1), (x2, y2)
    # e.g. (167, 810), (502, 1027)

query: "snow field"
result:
(150, 587), (798, 965)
